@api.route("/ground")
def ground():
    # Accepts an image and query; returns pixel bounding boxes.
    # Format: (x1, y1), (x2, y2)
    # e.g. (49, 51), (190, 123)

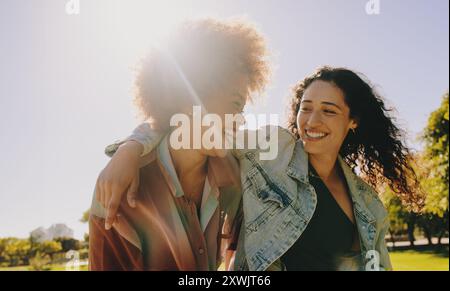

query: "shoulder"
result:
(233, 125), (296, 159)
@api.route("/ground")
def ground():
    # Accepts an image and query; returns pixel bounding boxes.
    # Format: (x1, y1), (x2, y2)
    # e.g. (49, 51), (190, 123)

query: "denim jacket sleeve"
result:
(105, 122), (164, 157)
(104, 124), (279, 160)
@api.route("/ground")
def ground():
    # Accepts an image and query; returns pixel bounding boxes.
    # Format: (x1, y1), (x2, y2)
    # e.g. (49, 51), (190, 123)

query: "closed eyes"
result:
(299, 107), (338, 115)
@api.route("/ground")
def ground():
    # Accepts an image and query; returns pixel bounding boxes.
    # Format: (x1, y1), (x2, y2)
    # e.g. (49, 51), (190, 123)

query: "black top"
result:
(281, 164), (355, 271)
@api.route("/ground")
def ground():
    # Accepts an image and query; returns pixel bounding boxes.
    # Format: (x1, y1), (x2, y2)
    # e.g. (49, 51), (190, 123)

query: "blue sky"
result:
(0, 0), (448, 239)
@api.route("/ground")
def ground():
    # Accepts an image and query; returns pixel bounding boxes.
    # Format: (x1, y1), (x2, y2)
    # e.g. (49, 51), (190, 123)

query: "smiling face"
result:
(196, 73), (248, 158)
(297, 80), (358, 156)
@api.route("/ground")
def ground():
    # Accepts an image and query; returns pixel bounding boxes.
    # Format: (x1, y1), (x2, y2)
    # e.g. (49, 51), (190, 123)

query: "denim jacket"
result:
(107, 124), (392, 271)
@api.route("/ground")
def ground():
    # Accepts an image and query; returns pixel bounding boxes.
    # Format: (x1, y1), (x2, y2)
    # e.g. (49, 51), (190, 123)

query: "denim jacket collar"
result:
(286, 141), (377, 251)
(286, 141), (309, 184)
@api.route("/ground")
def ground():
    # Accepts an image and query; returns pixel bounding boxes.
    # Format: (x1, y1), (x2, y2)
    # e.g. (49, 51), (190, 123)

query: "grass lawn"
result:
(0, 265), (30, 271)
(1, 252), (448, 271)
(0, 263), (88, 271)
(390, 250), (449, 271)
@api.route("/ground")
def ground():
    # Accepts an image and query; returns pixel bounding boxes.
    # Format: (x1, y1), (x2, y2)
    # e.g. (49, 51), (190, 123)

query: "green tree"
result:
(382, 110), (449, 248)
(35, 241), (62, 261)
(55, 237), (81, 253)
(382, 187), (417, 248)
(29, 251), (52, 271)
(4, 238), (32, 266)
(422, 93), (449, 215)
(80, 209), (90, 224)
(0, 238), (8, 265)
(419, 93), (449, 244)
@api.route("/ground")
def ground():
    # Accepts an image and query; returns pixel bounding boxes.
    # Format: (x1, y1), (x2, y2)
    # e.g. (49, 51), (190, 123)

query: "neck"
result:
(170, 148), (208, 177)
(308, 152), (340, 182)
(168, 146), (208, 205)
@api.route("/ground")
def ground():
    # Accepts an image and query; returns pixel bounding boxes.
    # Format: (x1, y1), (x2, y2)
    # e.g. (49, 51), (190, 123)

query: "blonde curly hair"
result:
(133, 18), (271, 130)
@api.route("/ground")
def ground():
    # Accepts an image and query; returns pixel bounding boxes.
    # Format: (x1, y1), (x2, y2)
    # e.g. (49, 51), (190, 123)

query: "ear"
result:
(349, 118), (359, 131)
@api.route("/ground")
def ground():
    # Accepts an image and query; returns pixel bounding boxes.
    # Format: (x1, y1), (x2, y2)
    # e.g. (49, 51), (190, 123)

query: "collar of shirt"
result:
(156, 135), (220, 232)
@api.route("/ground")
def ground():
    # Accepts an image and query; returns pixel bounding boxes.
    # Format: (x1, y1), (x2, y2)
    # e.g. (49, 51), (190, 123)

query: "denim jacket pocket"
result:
(244, 166), (292, 233)
(249, 169), (291, 207)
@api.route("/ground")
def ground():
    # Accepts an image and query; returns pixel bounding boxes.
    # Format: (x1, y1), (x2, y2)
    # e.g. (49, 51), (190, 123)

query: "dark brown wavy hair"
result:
(287, 66), (423, 210)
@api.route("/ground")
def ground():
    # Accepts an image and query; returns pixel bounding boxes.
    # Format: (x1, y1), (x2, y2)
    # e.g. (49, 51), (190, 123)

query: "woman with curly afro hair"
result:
(89, 18), (271, 271)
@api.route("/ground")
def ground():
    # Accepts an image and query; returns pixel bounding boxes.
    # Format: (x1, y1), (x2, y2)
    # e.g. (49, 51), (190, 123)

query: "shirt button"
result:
(199, 248), (205, 255)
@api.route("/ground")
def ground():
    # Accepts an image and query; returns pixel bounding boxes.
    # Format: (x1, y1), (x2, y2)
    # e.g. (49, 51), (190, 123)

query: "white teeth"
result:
(306, 130), (327, 139)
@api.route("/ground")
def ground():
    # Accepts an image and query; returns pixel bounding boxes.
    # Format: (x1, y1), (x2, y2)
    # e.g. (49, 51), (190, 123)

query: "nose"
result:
(306, 111), (322, 128)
